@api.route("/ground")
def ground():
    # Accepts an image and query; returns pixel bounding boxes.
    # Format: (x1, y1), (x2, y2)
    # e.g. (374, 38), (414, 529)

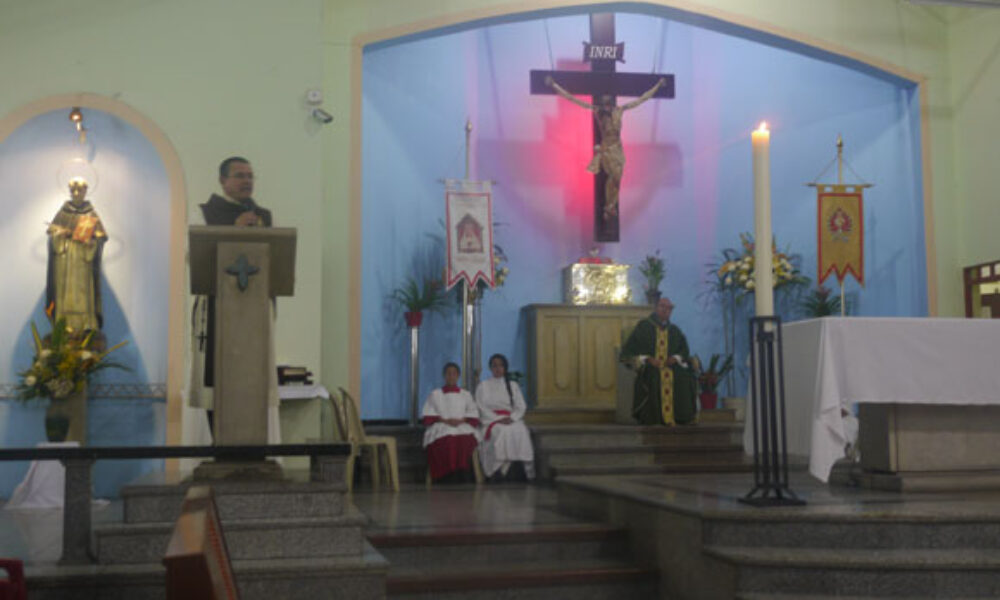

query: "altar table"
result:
(759, 318), (1000, 483)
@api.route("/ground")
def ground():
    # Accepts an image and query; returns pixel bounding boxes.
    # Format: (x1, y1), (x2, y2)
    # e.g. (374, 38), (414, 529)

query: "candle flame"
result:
(757, 121), (769, 133)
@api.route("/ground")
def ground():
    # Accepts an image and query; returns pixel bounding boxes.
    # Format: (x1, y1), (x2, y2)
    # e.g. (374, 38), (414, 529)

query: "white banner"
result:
(445, 179), (494, 290)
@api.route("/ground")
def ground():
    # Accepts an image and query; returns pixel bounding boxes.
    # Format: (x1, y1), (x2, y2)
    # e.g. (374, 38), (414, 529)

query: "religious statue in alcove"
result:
(546, 75), (667, 222)
(46, 177), (107, 334)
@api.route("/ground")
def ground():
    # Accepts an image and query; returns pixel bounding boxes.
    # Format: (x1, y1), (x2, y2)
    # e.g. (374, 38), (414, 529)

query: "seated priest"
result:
(421, 362), (481, 483)
(620, 297), (697, 426)
(474, 353), (535, 482)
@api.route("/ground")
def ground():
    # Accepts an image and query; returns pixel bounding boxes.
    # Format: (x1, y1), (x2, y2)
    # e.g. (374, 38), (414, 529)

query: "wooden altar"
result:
(524, 304), (651, 422)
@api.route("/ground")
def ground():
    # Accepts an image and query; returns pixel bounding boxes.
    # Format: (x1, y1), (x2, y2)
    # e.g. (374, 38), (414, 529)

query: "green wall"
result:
(0, 0), (327, 377)
(948, 8), (1000, 271)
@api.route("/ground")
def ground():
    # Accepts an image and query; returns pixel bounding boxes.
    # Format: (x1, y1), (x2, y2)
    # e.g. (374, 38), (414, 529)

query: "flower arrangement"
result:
(696, 353), (734, 394)
(17, 319), (127, 401)
(468, 244), (509, 300)
(490, 244), (510, 289)
(638, 250), (665, 293)
(712, 232), (807, 294)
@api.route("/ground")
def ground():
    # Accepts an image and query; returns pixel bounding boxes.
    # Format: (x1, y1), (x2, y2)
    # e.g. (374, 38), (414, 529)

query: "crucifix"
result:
(530, 13), (675, 242)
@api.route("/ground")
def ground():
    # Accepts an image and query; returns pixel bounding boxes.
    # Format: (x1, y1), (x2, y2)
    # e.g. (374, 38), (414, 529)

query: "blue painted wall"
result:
(362, 11), (925, 419)
(0, 109), (169, 497)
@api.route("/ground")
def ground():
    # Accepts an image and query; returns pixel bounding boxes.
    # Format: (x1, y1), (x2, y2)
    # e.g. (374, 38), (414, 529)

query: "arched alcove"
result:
(0, 94), (186, 488)
(349, 2), (933, 417)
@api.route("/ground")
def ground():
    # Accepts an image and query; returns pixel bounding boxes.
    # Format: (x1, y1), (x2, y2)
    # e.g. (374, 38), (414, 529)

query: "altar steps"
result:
(361, 423), (750, 486)
(705, 519), (1000, 597)
(25, 475), (388, 600)
(712, 546), (1000, 598)
(370, 523), (656, 598)
(555, 471), (1000, 598)
(533, 423), (750, 479)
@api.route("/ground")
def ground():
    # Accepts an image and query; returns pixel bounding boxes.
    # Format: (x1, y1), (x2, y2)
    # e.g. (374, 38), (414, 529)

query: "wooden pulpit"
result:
(188, 226), (296, 477)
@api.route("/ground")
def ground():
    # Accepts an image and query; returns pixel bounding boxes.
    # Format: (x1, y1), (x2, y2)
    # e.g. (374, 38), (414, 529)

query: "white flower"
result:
(80, 351), (93, 360)
(724, 276), (732, 286)
(739, 273), (747, 282)
(746, 280), (755, 290)
(40, 349), (52, 359)
(24, 375), (36, 386)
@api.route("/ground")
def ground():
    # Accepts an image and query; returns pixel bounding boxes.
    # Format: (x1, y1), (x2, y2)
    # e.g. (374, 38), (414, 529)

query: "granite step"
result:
(551, 461), (752, 478)
(369, 523), (628, 568)
(386, 557), (657, 598)
(532, 424), (744, 449)
(543, 444), (745, 469)
(121, 479), (346, 523)
(25, 543), (388, 600)
(708, 546), (1000, 597)
(96, 509), (368, 564)
(704, 516), (1000, 550)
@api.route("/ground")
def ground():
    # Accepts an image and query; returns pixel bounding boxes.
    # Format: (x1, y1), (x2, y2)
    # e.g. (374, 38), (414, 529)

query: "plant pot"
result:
(645, 289), (661, 305)
(404, 311), (423, 328)
(699, 391), (718, 411)
(45, 399), (71, 443)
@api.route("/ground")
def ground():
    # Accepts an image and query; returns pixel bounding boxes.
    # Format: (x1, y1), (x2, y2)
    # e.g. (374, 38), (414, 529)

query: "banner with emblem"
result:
(445, 179), (495, 290)
(817, 184), (864, 286)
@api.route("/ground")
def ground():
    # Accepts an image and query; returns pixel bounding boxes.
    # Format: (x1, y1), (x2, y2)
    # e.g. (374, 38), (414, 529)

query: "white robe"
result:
(421, 388), (481, 448)
(474, 378), (535, 478)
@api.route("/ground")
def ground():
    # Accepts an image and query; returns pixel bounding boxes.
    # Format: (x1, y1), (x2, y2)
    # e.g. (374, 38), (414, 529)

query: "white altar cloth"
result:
(746, 318), (1000, 483)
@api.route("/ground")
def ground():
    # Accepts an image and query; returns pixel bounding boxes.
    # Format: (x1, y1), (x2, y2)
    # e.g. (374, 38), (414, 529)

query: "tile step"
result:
(370, 524), (628, 567)
(96, 511), (367, 564)
(386, 557), (657, 595)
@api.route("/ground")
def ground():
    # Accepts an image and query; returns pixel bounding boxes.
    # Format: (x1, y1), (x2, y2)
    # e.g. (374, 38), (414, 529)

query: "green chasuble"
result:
(621, 314), (697, 425)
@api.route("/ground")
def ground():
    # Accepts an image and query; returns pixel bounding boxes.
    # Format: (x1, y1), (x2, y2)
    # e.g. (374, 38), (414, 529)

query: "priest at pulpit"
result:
(189, 157), (280, 440)
(620, 297), (697, 426)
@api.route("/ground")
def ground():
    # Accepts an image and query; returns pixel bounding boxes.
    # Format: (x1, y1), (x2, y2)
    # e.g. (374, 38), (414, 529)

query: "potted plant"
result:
(392, 277), (447, 327)
(638, 250), (665, 305)
(17, 319), (127, 442)
(799, 284), (845, 317)
(695, 353), (734, 411)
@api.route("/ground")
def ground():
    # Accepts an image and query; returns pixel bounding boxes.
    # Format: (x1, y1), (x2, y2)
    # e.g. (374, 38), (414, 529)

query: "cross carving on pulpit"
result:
(530, 13), (675, 242)
(225, 253), (260, 292)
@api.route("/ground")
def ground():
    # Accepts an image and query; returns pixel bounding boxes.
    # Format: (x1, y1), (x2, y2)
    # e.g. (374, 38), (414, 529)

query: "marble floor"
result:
(6, 472), (1000, 568)
(559, 470), (1000, 521)
(351, 483), (585, 535)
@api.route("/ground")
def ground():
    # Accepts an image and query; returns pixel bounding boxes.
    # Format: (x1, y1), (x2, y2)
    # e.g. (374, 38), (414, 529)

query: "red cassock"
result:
(421, 385), (481, 480)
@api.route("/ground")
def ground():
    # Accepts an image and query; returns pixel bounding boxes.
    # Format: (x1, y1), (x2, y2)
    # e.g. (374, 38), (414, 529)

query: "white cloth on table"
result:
(474, 377), (535, 478)
(751, 318), (1000, 483)
(421, 388), (481, 447)
(6, 442), (78, 509)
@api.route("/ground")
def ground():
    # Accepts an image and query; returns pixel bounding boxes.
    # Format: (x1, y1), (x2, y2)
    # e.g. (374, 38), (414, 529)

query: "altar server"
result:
(422, 363), (481, 483)
(475, 354), (535, 482)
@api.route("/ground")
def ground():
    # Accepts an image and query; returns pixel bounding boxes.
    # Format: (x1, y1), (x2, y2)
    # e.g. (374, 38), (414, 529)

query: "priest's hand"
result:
(443, 418), (465, 427)
(235, 211), (259, 227)
(498, 417), (513, 425)
(665, 356), (679, 367)
(646, 357), (662, 368)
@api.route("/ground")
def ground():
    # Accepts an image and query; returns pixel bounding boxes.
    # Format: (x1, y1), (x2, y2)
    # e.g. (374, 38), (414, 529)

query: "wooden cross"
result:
(530, 13), (675, 242)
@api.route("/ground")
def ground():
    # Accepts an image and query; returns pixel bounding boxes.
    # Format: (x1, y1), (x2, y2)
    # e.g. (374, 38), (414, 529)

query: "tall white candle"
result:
(752, 122), (774, 317)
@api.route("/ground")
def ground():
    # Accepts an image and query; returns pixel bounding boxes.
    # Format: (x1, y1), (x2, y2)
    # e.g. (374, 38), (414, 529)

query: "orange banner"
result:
(817, 185), (864, 286)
